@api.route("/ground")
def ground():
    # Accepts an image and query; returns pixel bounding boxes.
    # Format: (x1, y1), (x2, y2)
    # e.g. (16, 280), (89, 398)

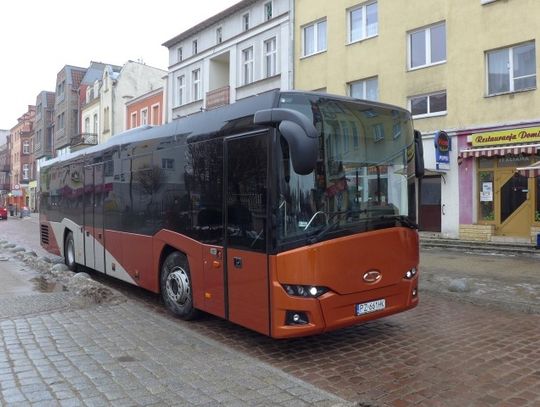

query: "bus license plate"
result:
(355, 299), (386, 316)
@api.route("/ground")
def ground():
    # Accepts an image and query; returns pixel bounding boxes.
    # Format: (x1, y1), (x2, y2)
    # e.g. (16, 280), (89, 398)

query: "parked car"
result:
(0, 206), (7, 220)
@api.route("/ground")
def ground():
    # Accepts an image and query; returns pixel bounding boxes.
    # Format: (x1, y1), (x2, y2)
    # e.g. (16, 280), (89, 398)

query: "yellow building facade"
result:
(294, 0), (540, 243)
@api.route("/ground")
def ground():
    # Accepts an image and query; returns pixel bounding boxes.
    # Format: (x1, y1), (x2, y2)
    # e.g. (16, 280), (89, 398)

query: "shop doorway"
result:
(419, 176), (441, 232)
(495, 170), (531, 237)
(478, 155), (537, 238)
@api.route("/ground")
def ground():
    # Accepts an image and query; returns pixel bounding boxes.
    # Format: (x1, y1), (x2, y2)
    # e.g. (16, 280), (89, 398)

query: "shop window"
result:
(479, 171), (494, 221)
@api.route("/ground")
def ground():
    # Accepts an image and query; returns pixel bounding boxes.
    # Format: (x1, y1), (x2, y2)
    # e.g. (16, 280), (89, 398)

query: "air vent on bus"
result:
(40, 224), (50, 245)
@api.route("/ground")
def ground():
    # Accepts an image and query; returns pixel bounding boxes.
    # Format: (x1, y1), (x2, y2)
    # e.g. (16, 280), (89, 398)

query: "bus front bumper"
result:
(270, 277), (419, 339)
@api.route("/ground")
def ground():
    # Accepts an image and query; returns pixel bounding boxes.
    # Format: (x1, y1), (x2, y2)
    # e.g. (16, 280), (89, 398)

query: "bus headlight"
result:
(283, 284), (329, 298)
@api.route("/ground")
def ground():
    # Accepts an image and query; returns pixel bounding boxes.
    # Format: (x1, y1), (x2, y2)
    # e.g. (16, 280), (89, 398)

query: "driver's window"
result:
(226, 133), (268, 251)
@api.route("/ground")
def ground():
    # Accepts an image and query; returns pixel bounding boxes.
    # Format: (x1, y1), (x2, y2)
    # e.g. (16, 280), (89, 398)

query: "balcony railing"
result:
(0, 165), (10, 173)
(71, 133), (98, 149)
(0, 184), (10, 191)
(206, 86), (230, 110)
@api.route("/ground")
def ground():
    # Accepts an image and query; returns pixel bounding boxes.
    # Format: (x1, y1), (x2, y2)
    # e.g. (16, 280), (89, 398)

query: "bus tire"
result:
(161, 251), (199, 320)
(64, 231), (77, 272)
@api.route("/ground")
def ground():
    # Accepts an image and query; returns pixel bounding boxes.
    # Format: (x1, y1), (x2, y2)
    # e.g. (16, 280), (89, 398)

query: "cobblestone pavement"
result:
(0, 300), (346, 407)
(2, 214), (540, 406)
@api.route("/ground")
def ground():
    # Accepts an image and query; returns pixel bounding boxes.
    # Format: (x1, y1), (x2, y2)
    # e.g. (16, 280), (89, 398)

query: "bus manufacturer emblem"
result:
(363, 270), (382, 283)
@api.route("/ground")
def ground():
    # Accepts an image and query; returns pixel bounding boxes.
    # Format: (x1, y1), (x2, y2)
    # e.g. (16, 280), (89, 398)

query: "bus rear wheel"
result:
(64, 232), (77, 271)
(161, 252), (199, 320)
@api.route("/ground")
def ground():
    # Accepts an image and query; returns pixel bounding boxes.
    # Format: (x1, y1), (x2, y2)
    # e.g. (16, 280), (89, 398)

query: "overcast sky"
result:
(0, 0), (239, 130)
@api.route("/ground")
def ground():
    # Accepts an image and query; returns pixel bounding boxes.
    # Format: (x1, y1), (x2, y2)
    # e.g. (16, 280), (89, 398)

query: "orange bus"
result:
(39, 90), (423, 338)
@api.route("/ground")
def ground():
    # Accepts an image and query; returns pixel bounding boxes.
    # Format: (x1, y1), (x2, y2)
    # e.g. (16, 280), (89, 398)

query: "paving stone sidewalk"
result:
(0, 300), (349, 407)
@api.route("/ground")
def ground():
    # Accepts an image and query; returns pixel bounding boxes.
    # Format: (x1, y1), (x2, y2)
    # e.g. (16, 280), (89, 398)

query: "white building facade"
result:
(163, 0), (293, 120)
(100, 62), (167, 143)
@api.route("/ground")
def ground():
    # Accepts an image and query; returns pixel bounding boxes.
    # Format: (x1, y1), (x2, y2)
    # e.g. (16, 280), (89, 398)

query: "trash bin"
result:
(536, 233), (540, 249)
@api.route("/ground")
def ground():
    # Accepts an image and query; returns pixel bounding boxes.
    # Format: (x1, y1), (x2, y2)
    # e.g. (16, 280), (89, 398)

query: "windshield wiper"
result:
(307, 211), (417, 244)
(376, 214), (418, 229)
(307, 209), (369, 244)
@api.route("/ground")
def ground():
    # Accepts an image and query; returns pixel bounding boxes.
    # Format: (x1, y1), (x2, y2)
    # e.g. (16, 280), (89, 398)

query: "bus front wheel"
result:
(161, 252), (199, 320)
(64, 232), (77, 271)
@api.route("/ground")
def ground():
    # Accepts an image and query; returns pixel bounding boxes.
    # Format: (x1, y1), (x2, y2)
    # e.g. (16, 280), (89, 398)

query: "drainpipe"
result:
(288, 0), (295, 90)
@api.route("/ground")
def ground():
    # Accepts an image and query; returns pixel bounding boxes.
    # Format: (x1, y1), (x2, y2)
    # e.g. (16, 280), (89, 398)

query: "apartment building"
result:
(33, 91), (56, 161)
(163, 0), (292, 120)
(0, 130), (9, 206)
(78, 62), (122, 150)
(294, 0), (540, 242)
(126, 88), (164, 129)
(99, 61), (166, 143)
(9, 106), (35, 210)
(53, 65), (87, 157)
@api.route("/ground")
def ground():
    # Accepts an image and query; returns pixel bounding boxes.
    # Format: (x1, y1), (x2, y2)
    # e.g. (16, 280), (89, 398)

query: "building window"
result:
(23, 140), (30, 154)
(177, 75), (185, 106)
(264, 1), (273, 21)
(349, 2), (378, 43)
(57, 81), (65, 99)
(177, 47), (183, 62)
(192, 40), (198, 55)
(84, 117), (90, 132)
(303, 19), (327, 57)
(216, 27), (222, 44)
(93, 114), (99, 134)
(487, 42), (536, 95)
(162, 158), (174, 170)
(192, 69), (201, 101)
(131, 112), (137, 128)
(57, 112), (65, 130)
(242, 47), (254, 85)
(22, 164), (30, 180)
(152, 104), (160, 125)
(409, 91), (447, 118)
(242, 13), (250, 31)
(104, 107), (110, 132)
(141, 108), (148, 125)
(409, 22), (446, 69)
(264, 37), (277, 78)
(349, 77), (378, 101)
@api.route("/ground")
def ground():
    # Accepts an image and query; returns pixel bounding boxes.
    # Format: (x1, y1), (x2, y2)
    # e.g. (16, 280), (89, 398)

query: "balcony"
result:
(0, 184), (10, 192)
(71, 133), (98, 150)
(0, 165), (10, 173)
(206, 86), (230, 110)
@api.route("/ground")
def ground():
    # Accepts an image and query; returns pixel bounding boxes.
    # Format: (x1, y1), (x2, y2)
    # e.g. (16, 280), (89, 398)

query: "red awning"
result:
(516, 161), (540, 178)
(459, 143), (540, 158)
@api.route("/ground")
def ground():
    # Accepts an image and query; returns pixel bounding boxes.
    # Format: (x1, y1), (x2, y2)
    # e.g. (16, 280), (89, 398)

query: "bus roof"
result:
(41, 89), (410, 168)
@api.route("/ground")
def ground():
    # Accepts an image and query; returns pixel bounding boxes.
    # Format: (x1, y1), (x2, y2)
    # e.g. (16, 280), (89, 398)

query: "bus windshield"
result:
(276, 93), (416, 248)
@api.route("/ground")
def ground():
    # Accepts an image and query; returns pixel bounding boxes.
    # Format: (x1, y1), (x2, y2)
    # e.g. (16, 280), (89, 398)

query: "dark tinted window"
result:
(188, 138), (224, 244)
(226, 133), (268, 251)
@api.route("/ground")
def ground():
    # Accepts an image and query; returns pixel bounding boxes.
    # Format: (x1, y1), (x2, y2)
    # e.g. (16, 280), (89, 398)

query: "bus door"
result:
(224, 133), (270, 336)
(83, 163), (105, 273)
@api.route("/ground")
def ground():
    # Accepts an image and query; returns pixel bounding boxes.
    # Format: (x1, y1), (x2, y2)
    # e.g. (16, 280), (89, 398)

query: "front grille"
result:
(40, 224), (49, 245)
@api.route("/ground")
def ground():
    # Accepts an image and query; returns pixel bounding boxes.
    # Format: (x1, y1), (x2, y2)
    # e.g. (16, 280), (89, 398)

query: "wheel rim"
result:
(165, 266), (191, 306)
(66, 239), (75, 266)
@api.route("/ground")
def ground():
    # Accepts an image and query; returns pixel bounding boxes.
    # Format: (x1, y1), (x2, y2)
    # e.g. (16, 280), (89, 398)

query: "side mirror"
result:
(254, 108), (318, 175)
(414, 130), (425, 178)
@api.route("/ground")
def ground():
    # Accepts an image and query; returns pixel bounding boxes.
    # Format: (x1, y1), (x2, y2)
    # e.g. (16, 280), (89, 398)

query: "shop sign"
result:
(471, 126), (540, 147)
(434, 130), (451, 170)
